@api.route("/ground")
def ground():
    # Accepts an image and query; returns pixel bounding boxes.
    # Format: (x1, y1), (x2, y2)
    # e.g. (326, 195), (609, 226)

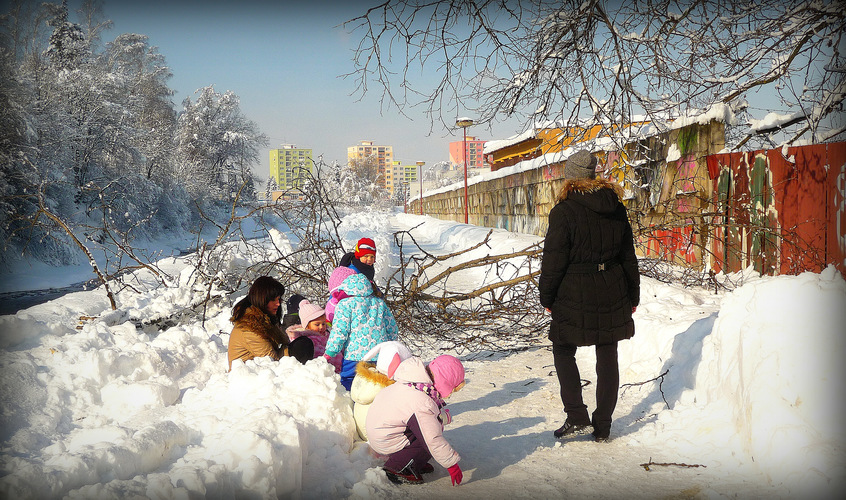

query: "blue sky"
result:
(92, 0), (516, 183)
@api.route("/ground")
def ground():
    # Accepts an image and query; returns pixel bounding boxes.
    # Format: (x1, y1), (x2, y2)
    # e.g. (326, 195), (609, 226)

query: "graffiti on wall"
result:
(705, 143), (846, 277)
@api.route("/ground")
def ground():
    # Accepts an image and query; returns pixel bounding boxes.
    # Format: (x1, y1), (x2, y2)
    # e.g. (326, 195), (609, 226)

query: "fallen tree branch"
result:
(621, 369), (670, 409)
(640, 458), (707, 471)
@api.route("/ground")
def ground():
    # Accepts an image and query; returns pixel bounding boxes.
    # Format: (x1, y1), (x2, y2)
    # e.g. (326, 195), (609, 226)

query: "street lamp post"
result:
(416, 161), (425, 215)
(455, 118), (474, 224)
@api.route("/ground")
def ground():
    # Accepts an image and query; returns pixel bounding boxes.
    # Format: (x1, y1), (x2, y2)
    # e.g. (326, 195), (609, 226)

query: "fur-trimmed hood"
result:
(351, 362), (395, 405)
(557, 177), (624, 201)
(556, 177), (624, 215)
(232, 305), (287, 345)
(355, 361), (395, 387)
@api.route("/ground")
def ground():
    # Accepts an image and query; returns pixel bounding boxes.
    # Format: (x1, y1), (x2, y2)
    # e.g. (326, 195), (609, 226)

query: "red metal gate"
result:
(705, 142), (846, 278)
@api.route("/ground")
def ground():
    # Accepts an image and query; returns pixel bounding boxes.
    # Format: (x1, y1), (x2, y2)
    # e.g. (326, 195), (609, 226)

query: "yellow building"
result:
(270, 145), (313, 190)
(347, 140), (394, 194)
(401, 163), (419, 185)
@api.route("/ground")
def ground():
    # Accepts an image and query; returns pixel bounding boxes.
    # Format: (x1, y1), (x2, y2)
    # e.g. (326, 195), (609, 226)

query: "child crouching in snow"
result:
(351, 341), (413, 441)
(285, 300), (342, 372)
(365, 355), (466, 486)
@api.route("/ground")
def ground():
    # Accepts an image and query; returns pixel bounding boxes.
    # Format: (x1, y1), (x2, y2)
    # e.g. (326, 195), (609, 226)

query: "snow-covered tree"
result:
(346, 0), (846, 149)
(43, 0), (87, 71)
(323, 154), (391, 207)
(174, 86), (267, 202)
(101, 33), (176, 183)
(0, 2), (261, 271)
(265, 176), (278, 201)
(423, 160), (461, 188)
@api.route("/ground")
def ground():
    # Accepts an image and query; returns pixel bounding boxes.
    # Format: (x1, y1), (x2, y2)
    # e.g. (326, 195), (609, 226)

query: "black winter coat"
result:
(538, 178), (640, 346)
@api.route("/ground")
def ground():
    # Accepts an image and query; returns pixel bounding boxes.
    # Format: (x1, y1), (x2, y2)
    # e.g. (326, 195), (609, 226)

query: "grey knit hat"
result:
(564, 150), (597, 180)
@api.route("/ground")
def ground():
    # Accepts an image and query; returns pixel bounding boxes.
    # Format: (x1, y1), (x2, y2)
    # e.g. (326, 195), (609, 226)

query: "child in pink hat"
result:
(286, 300), (342, 372)
(365, 355), (466, 486)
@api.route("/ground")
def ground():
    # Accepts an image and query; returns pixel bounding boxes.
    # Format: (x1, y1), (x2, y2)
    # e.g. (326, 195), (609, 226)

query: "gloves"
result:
(447, 464), (463, 486)
(438, 407), (452, 426)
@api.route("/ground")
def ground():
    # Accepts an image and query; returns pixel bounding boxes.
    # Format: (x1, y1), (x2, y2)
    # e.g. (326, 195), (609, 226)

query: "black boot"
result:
(553, 420), (592, 438)
(384, 464), (423, 484)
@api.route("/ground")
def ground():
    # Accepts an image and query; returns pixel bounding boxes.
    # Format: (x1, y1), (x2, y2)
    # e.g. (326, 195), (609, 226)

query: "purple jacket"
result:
(365, 357), (460, 468)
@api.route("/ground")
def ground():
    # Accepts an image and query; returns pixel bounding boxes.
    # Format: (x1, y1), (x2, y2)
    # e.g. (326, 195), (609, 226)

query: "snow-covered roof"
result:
(482, 119), (565, 154)
(483, 129), (539, 155)
(484, 103), (738, 157)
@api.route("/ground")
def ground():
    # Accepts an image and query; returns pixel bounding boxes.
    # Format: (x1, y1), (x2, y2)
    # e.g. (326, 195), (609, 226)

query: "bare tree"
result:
(344, 0), (845, 149)
(347, 153), (380, 184)
(385, 225), (549, 353)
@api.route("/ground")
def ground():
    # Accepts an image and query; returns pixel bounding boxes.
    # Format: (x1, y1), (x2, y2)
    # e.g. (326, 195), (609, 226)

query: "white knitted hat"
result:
(362, 341), (413, 378)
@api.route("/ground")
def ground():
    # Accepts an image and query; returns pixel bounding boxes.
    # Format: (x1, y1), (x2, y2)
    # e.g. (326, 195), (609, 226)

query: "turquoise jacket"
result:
(325, 273), (398, 360)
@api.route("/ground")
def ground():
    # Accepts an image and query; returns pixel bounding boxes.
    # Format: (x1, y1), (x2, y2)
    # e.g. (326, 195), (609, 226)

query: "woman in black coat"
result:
(538, 150), (640, 442)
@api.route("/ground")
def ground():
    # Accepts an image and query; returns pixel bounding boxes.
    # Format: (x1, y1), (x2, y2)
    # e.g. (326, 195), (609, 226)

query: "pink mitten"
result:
(447, 464), (463, 486)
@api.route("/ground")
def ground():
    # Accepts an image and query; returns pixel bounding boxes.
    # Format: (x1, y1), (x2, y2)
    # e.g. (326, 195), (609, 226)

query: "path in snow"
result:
(358, 213), (783, 499)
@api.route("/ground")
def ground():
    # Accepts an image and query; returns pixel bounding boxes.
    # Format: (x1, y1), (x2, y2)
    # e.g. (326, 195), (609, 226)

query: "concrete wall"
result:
(410, 120), (846, 278)
(412, 120), (726, 239)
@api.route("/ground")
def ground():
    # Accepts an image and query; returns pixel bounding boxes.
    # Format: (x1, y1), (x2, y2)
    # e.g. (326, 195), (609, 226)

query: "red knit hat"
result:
(354, 238), (376, 259)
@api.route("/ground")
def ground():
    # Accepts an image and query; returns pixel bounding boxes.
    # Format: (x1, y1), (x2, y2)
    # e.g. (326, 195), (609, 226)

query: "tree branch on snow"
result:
(384, 224), (549, 353)
(640, 458), (707, 471)
(621, 369), (669, 409)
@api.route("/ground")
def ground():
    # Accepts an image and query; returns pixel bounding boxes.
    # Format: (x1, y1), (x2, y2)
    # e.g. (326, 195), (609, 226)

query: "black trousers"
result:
(552, 341), (619, 437)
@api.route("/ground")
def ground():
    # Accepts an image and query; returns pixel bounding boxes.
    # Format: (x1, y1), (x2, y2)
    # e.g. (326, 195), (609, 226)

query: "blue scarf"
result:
(407, 382), (446, 409)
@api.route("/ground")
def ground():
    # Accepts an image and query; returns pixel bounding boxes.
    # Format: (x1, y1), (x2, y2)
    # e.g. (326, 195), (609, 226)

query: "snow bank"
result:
(694, 267), (846, 494)
(621, 267), (846, 497)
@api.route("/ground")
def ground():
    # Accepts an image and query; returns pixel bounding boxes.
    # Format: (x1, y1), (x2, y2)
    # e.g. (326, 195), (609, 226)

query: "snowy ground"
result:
(1, 210), (844, 499)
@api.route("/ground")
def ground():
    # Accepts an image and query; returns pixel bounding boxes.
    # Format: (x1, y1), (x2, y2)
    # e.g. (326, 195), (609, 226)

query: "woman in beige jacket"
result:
(227, 276), (313, 370)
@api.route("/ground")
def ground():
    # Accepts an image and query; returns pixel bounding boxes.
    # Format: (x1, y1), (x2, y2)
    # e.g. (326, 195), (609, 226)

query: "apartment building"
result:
(270, 145), (313, 190)
(449, 136), (488, 169)
(346, 140), (394, 194)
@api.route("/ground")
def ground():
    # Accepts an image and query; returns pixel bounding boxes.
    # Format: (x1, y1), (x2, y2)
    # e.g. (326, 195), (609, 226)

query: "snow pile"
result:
(620, 268), (846, 498)
(695, 268), (846, 489)
(1, 211), (844, 499)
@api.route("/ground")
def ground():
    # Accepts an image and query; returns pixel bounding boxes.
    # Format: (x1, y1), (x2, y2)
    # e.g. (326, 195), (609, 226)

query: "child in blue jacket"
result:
(324, 273), (398, 390)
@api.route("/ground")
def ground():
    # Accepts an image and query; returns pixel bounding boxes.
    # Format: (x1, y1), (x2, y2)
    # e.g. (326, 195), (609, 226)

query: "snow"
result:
(1, 210), (844, 499)
(667, 143), (682, 163)
(749, 110), (804, 133)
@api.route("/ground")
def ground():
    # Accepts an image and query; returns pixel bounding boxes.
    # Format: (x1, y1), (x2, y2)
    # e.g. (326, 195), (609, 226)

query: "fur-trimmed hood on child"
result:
(351, 362), (393, 440)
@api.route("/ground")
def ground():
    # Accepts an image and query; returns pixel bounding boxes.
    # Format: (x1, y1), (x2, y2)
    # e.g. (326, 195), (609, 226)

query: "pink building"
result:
(449, 136), (488, 169)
